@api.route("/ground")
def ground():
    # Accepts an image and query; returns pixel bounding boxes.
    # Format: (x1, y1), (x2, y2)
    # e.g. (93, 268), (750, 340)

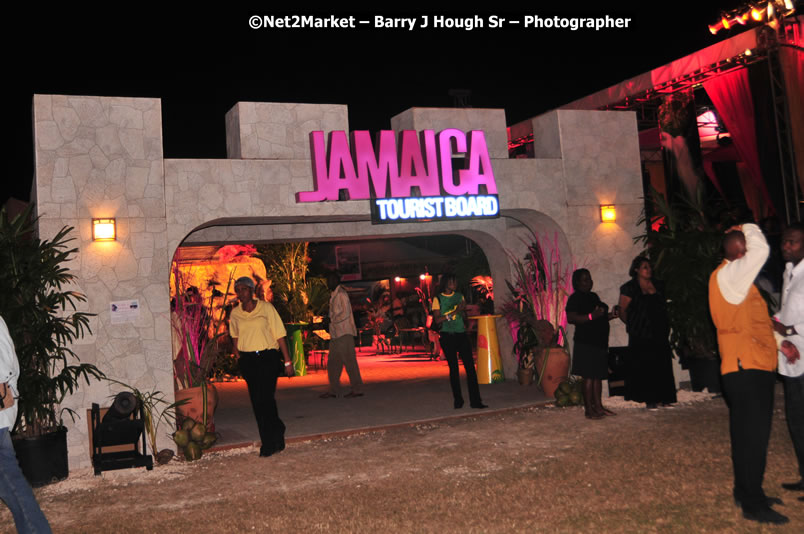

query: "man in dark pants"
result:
(709, 223), (798, 525)
(229, 277), (294, 457)
(320, 271), (363, 398)
(773, 223), (804, 497)
(432, 274), (486, 410)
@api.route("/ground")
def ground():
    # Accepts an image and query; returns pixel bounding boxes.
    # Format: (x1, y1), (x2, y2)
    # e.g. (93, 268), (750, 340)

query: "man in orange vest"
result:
(709, 223), (799, 525)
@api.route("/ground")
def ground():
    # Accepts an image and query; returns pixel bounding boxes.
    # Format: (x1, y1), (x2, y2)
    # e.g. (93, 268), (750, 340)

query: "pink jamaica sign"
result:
(296, 129), (498, 203)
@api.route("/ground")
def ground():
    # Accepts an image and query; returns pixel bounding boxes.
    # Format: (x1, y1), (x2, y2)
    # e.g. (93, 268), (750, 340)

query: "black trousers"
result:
(239, 349), (285, 455)
(782, 373), (804, 479)
(721, 369), (776, 511)
(439, 331), (482, 406)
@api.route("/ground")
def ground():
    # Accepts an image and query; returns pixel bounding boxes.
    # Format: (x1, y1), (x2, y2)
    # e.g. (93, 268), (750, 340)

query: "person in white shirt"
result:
(0, 315), (53, 533)
(772, 223), (804, 497)
(320, 272), (363, 399)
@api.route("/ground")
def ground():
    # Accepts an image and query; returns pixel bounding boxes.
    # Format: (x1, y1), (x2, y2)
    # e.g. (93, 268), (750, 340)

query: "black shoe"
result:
(470, 403), (488, 409)
(734, 496), (783, 508)
(260, 442), (285, 457)
(454, 399), (464, 409)
(742, 506), (788, 524)
(781, 480), (804, 491)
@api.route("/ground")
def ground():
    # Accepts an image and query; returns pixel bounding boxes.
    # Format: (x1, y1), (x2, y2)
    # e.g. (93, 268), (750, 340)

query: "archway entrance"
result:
(31, 95), (644, 468)
(170, 229), (550, 447)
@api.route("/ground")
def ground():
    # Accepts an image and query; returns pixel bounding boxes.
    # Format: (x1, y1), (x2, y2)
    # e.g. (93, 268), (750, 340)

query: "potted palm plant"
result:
(502, 233), (573, 395)
(258, 242), (329, 375)
(0, 205), (105, 486)
(171, 267), (235, 433)
(510, 317), (540, 385)
(364, 295), (392, 351)
(637, 187), (726, 392)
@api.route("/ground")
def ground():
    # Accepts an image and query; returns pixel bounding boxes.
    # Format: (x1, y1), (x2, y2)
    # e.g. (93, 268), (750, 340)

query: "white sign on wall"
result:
(110, 300), (140, 324)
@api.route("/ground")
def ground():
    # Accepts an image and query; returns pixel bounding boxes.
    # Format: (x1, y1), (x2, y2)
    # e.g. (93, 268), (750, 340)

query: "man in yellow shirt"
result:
(229, 277), (294, 457)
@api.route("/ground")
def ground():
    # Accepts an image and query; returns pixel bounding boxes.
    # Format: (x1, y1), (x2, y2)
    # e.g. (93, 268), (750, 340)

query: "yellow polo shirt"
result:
(229, 300), (287, 352)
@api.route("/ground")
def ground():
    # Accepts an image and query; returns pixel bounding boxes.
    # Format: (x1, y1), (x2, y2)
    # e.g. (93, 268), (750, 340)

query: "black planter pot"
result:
(688, 358), (722, 394)
(12, 427), (69, 487)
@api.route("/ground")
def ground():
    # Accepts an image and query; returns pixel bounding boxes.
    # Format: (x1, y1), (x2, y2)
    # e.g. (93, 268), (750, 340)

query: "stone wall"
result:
(33, 95), (172, 469)
(33, 97), (646, 469)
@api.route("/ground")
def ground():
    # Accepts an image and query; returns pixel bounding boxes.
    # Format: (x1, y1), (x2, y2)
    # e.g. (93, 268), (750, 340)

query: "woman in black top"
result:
(566, 269), (619, 419)
(618, 256), (677, 409)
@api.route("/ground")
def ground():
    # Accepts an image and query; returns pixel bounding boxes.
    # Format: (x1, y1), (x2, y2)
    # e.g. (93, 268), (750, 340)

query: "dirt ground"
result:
(4, 388), (804, 533)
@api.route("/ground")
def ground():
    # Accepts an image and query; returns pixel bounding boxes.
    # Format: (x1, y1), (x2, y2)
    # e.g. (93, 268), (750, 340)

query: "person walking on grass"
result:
(229, 277), (294, 458)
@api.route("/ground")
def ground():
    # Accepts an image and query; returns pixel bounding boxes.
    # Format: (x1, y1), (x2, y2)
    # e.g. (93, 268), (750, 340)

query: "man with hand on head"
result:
(708, 223), (796, 525)
(773, 223), (804, 498)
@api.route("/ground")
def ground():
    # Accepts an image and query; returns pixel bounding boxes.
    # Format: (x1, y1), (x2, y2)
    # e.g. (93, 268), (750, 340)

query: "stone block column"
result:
(32, 95), (172, 468)
(523, 109), (645, 347)
(225, 102), (349, 159)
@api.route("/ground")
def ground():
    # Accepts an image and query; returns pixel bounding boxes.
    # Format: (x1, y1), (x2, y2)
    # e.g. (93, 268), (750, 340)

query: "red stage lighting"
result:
(708, 1), (796, 35)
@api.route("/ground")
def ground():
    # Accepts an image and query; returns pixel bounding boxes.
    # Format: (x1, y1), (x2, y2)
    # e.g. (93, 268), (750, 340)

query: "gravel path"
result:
(4, 387), (802, 533)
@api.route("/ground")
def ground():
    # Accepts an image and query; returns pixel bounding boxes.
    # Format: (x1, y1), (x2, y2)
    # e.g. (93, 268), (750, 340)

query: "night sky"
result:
(3, 3), (754, 205)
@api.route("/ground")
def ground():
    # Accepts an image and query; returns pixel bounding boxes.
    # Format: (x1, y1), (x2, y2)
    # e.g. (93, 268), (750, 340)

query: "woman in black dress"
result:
(618, 256), (677, 409)
(566, 269), (619, 419)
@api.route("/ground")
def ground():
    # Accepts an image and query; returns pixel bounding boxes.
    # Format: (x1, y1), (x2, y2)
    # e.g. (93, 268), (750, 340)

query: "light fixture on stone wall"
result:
(600, 205), (617, 223)
(92, 218), (116, 241)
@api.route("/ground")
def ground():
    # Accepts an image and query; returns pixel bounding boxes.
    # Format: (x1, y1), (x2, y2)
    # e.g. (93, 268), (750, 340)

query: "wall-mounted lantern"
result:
(92, 218), (116, 241)
(600, 205), (616, 223)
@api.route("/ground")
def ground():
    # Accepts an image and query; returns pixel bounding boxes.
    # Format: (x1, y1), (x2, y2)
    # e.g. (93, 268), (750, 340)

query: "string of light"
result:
(709, 0), (797, 34)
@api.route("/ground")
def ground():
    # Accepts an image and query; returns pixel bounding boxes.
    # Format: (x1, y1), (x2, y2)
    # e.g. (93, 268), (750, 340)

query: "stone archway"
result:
(33, 95), (645, 468)
(172, 208), (571, 376)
